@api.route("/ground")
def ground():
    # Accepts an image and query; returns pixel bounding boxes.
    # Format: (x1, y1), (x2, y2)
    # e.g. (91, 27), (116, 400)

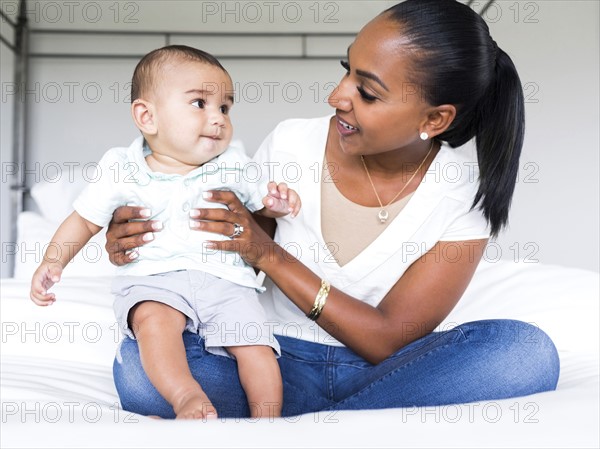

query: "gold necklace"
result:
(360, 141), (435, 223)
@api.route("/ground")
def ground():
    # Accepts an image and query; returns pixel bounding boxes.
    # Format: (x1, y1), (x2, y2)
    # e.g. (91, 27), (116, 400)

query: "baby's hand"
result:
(263, 181), (302, 218)
(30, 262), (63, 306)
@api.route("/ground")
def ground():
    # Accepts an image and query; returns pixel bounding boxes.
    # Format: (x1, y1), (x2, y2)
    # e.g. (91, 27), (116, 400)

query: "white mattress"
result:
(1, 260), (599, 448)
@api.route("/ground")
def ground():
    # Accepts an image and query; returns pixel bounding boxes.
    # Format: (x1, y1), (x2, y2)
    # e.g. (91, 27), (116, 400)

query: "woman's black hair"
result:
(385, 0), (525, 237)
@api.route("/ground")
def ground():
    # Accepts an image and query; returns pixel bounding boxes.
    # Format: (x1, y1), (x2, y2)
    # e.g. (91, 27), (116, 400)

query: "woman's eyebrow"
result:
(356, 69), (389, 92)
(346, 45), (389, 92)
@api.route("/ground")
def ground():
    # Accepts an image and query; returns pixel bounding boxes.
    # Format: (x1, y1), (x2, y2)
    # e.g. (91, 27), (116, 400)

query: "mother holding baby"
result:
(108, 0), (559, 417)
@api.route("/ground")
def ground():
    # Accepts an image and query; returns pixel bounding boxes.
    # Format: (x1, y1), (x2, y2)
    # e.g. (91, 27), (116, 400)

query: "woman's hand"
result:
(105, 206), (163, 266)
(189, 191), (277, 269)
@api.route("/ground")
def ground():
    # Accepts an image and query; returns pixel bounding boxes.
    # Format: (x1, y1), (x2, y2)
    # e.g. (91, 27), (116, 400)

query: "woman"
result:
(108, 0), (559, 418)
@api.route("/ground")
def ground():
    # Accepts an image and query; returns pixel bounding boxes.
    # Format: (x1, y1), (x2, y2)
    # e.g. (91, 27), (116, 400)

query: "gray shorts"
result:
(111, 270), (280, 358)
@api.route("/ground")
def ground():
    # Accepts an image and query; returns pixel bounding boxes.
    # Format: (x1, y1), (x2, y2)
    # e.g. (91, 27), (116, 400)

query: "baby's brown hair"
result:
(131, 45), (227, 102)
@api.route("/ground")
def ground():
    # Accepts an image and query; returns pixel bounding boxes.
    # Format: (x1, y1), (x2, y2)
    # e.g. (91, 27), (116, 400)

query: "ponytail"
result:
(473, 48), (525, 237)
(384, 0), (526, 237)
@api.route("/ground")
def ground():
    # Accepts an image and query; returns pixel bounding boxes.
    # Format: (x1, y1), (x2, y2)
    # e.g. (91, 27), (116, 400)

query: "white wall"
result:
(1, 0), (598, 274)
(1, 1), (395, 32)
(486, 0), (599, 271)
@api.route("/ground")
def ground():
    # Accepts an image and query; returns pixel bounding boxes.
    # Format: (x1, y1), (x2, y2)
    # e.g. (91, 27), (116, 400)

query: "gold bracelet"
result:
(306, 279), (330, 321)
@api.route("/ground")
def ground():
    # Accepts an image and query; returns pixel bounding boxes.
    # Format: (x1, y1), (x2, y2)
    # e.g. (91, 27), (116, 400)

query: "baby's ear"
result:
(131, 99), (157, 135)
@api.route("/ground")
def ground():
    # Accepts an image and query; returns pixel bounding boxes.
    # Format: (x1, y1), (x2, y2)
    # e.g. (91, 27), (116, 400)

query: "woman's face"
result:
(328, 14), (431, 157)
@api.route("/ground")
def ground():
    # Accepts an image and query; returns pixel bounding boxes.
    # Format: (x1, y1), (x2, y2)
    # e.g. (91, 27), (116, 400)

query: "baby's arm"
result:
(257, 181), (302, 219)
(30, 211), (102, 306)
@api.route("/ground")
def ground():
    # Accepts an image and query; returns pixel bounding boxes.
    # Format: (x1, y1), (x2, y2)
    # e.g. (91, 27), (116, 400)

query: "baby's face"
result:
(149, 60), (234, 166)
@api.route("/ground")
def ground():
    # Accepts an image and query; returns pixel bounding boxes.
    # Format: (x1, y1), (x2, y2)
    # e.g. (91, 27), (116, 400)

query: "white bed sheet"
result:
(1, 260), (599, 448)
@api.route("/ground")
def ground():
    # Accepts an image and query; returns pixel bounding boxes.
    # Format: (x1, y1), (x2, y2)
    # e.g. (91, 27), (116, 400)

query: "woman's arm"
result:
(193, 190), (488, 365)
(265, 238), (487, 364)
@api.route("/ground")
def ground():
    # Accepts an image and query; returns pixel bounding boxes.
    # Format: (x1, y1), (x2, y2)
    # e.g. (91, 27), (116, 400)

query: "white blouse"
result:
(253, 116), (490, 345)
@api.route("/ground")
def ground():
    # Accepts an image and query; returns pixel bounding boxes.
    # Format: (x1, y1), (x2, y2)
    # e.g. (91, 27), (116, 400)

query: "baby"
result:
(30, 45), (300, 419)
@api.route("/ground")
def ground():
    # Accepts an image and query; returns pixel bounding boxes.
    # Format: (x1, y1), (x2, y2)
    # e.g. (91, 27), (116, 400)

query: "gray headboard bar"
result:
(26, 29), (356, 60)
(1, 0), (30, 258)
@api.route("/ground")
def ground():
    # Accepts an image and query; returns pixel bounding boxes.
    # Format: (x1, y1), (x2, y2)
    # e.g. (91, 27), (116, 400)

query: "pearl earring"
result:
(420, 132), (429, 140)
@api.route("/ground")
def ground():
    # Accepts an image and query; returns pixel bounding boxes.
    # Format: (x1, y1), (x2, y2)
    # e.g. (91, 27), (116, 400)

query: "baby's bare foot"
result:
(174, 390), (218, 420)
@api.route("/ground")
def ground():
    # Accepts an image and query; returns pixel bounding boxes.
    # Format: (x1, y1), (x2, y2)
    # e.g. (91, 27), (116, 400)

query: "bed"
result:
(1, 175), (599, 448)
(1, 2), (598, 448)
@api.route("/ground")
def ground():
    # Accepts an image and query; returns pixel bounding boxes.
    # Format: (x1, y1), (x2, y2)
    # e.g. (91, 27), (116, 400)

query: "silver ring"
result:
(230, 223), (244, 238)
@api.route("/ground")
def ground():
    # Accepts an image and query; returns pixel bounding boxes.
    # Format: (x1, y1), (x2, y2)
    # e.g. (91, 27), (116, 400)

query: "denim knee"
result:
(113, 338), (175, 418)
(514, 320), (560, 391)
(459, 319), (560, 395)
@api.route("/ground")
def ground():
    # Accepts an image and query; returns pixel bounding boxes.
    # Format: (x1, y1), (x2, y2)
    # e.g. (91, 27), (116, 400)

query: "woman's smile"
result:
(335, 115), (359, 136)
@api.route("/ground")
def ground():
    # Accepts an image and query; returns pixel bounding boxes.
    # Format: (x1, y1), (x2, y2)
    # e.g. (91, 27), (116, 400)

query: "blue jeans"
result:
(113, 319), (559, 418)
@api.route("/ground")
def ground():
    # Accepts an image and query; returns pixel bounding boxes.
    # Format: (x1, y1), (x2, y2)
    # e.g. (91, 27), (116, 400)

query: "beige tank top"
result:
(321, 162), (413, 267)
